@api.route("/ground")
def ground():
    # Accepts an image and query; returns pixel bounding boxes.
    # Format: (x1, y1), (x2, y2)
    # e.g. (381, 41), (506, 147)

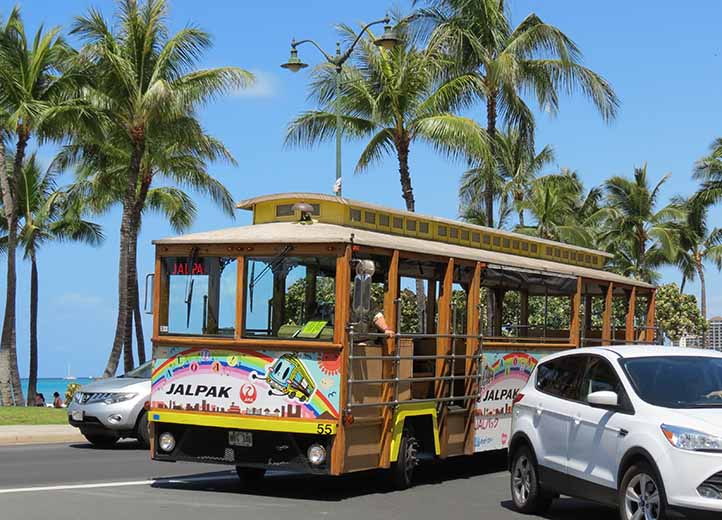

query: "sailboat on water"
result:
(63, 363), (76, 381)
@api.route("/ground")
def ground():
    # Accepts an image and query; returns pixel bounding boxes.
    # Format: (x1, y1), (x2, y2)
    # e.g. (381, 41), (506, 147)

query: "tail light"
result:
(512, 392), (525, 406)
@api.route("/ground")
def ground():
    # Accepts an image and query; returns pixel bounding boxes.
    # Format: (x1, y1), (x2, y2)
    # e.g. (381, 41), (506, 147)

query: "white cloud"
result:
(232, 69), (278, 99)
(56, 292), (104, 307)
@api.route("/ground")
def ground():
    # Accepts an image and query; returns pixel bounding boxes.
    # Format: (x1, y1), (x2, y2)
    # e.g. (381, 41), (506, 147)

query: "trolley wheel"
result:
(389, 429), (418, 490)
(289, 392), (296, 399)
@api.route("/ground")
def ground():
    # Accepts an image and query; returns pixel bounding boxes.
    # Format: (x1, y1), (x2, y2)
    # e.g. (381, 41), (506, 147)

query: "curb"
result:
(0, 425), (85, 446)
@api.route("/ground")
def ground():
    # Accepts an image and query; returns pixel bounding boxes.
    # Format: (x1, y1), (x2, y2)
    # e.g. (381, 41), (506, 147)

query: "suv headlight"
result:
(661, 424), (722, 452)
(103, 393), (138, 405)
(73, 392), (83, 403)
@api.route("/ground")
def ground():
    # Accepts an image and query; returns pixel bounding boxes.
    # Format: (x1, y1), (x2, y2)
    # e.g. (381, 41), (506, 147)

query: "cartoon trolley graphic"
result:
(254, 353), (316, 402)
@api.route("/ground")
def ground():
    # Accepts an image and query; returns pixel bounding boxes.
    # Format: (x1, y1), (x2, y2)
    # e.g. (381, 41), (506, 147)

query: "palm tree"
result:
(674, 196), (722, 319)
(693, 138), (722, 207)
(70, 0), (252, 376)
(459, 128), (553, 228)
(286, 22), (489, 213)
(58, 112), (236, 371)
(602, 164), (683, 283)
(0, 154), (103, 404)
(415, 0), (618, 228)
(0, 7), (88, 405)
(516, 172), (600, 246)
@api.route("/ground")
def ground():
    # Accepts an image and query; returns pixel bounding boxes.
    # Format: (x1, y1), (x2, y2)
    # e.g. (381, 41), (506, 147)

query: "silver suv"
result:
(67, 362), (151, 448)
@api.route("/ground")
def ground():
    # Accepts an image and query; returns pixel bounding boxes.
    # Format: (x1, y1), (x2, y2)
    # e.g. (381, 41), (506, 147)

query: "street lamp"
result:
(281, 17), (400, 197)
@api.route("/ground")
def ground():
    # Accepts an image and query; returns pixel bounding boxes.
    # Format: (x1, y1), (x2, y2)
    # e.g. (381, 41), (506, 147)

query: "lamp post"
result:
(282, 17), (399, 197)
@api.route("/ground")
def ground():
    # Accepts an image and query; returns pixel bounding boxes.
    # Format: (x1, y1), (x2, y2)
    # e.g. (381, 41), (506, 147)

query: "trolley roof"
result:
(153, 220), (653, 289)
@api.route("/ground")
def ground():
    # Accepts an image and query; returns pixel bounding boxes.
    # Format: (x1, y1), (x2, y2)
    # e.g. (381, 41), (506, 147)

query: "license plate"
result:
(71, 410), (84, 422)
(229, 431), (252, 447)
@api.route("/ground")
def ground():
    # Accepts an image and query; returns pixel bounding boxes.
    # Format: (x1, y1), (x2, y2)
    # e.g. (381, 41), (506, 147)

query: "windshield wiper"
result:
(185, 247), (199, 327)
(249, 245), (293, 312)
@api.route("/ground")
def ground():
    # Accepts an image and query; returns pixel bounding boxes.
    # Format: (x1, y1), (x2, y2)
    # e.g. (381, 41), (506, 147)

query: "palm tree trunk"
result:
(0, 136), (26, 405)
(0, 138), (15, 405)
(129, 174), (151, 366)
(123, 221), (142, 372)
(518, 210), (525, 228)
(26, 252), (39, 406)
(485, 92), (497, 228)
(104, 138), (145, 377)
(104, 208), (131, 377)
(133, 273), (146, 365)
(697, 260), (707, 320)
(395, 133), (425, 328)
(485, 92), (499, 336)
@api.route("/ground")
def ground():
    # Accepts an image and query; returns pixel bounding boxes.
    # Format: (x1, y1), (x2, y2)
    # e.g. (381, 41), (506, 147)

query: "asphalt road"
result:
(0, 441), (619, 520)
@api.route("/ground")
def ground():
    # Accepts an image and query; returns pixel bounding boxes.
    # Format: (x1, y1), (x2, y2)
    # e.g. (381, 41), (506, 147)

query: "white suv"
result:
(509, 346), (722, 520)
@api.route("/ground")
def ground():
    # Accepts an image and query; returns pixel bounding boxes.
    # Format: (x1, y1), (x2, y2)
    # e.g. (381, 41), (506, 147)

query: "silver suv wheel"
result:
(623, 473), (661, 520)
(512, 454), (532, 505)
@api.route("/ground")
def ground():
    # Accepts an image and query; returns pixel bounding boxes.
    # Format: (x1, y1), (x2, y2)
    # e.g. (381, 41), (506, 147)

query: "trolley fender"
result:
(389, 402), (440, 462)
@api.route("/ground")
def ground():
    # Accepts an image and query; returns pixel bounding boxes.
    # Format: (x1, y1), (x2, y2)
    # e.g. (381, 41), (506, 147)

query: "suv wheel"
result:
(510, 446), (552, 514)
(619, 463), (667, 520)
(135, 412), (150, 448)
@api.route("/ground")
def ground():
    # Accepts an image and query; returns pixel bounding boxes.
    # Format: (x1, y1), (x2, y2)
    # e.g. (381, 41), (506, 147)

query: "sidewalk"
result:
(0, 424), (84, 446)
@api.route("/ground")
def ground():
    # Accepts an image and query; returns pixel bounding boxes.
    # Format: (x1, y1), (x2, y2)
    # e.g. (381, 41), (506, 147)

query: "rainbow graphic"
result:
(151, 346), (340, 419)
(488, 352), (539, 380)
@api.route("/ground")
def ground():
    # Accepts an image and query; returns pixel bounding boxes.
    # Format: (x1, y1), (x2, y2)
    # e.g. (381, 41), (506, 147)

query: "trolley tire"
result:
(389, 429), (418, 490)
(135, 411), (150, 448)
(236, 467), (266, 487)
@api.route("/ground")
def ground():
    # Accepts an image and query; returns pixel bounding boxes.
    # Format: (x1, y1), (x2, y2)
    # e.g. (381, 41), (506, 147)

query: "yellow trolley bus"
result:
(147, 193), (656, 487)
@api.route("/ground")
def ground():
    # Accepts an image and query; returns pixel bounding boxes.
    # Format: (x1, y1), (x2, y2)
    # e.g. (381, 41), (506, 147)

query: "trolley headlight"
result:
(158, 432), (176, 453)
(307, 444), (326, 465)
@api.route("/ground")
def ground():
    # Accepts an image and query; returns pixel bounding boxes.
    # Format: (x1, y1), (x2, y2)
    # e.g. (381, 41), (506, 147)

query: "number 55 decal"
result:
(316, 424), (333, 435)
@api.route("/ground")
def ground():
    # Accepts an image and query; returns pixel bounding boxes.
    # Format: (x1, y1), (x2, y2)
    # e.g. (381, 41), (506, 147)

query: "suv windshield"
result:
(622, 356), (722, 408)
(121, 361), (152, 379)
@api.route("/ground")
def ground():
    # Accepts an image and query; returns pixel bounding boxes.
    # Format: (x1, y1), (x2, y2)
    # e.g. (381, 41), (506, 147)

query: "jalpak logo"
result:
(164, 383), (230, 398)
(240, 384), (257, 404)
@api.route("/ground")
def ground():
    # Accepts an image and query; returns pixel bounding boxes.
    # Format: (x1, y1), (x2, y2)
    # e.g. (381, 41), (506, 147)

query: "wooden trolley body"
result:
(148, 193), (656, 478)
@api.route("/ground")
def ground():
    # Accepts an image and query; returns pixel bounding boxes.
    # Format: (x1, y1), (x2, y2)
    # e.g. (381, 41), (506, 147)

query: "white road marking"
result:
(0, 474), (237, 495)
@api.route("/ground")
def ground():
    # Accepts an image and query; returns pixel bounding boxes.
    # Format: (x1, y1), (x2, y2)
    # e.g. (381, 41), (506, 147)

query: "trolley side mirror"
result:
(143, 273), (155, 315)
(352, 273), (372, 320)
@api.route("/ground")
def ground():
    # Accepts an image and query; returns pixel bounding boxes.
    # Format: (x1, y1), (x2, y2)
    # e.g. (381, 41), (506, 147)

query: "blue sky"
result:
(4, 1), (722, 377)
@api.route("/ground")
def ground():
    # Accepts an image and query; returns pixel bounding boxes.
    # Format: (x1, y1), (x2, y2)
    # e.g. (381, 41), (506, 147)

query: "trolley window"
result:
(159, 256), (237, 336)
(244, 255), (337, 340)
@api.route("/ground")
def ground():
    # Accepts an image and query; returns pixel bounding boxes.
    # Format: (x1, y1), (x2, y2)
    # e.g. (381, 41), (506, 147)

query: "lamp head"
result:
(281, 44), (308, 72)
(374, 21), (400, 50)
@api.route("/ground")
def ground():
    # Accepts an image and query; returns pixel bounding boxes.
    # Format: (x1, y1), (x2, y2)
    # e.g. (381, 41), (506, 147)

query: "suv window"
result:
(582, 356), (623, 396)
(581, 355), (634, 413)
(535, 355), (586, 401)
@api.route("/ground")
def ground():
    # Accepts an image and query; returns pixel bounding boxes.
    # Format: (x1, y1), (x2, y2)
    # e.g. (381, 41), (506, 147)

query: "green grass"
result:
(0, 406), (68, 426)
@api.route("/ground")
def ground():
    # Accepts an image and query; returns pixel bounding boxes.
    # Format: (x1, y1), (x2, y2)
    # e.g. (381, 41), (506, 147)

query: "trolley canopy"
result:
(153, 220), (652, 290)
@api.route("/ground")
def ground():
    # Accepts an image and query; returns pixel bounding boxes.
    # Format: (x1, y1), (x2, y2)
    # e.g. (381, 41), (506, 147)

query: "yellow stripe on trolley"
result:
(150, 409), (337, 435)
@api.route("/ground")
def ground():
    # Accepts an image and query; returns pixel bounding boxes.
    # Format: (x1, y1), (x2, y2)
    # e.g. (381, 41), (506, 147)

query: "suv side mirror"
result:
(587, 390), (619, 409)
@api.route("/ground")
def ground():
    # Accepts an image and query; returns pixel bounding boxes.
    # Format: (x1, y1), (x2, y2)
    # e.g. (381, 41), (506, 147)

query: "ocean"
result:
(20, 378), (95, 400)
